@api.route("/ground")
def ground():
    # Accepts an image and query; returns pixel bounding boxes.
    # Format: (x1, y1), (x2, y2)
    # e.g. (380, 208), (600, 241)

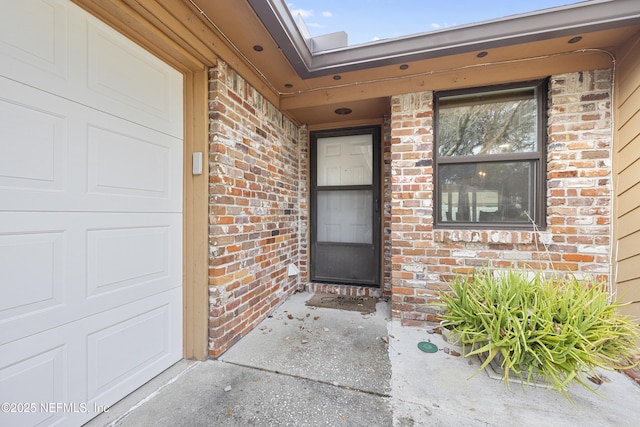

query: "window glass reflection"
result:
(439, 162), (533, 223)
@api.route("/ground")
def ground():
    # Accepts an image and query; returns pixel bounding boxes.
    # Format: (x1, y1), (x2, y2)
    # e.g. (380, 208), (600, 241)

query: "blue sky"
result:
(287, 1), (586, 46)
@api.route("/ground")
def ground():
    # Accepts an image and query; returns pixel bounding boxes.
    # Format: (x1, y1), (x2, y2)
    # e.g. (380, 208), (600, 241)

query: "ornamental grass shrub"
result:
(439, 268), (640, 399)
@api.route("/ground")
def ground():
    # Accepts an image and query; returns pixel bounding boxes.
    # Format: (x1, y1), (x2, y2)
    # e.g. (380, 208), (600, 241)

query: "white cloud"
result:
(287, 3), (314, 18)
(322, 11), (333, 17)
(306, 22), (324, 28)
(431, 23), (455, 30)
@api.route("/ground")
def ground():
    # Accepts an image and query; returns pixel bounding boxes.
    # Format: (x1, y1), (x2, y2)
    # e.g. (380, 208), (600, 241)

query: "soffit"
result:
(280, 26), (637, 125)
(248, 0), (640, 78)
(101, 0), (640, 127)
(189, 1), (640, 127)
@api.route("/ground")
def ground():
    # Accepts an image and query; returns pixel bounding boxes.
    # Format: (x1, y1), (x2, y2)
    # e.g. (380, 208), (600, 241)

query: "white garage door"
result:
(0, 1), (183, 426)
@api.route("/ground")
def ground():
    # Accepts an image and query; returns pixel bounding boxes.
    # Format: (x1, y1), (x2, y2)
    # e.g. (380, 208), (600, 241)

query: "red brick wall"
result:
(206, 61), (613, 345)
(208, 62), (303, 357)
(389, 70), (613, 326)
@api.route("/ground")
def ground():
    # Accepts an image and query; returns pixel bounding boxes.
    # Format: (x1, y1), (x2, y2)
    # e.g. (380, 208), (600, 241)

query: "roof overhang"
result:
(248, 0), (640, 79)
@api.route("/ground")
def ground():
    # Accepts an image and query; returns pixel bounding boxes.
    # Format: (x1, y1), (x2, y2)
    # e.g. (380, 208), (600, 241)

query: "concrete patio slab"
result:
(387, 319), (640, 426)
(110, 360), (393, 427)
(219, 291), (391, 396)
(87, 291), (640, 427)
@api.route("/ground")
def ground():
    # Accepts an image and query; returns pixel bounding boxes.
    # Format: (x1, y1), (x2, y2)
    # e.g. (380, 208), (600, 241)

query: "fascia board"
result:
(247, 0), (313, 73)
(249, 0), (640, 79)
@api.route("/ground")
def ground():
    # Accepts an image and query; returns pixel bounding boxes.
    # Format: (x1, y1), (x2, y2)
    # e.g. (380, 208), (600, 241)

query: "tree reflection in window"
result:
(438, 89), (538, 157)
(439, 162), (533, 223)
(435, 81), (546, 227)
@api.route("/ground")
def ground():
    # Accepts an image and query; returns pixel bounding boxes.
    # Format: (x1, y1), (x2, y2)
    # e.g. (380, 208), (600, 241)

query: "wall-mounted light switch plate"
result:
(192, 152), (203, 175)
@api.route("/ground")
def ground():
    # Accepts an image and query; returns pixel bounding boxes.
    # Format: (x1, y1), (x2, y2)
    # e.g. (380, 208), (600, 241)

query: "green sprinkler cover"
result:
(417, 341), (438, 353)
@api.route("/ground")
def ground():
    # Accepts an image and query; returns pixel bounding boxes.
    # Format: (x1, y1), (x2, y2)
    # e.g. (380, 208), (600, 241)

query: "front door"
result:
(310, 127), (381, 286)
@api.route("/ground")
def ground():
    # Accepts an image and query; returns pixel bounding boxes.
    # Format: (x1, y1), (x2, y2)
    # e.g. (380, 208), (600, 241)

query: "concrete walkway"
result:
(87, 291), (640, 426)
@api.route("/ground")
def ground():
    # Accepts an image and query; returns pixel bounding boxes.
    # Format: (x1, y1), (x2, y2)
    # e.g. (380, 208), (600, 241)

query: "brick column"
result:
(389, 92), (438, 326)
(207, 62), (302, 356)
(546, 69), (613, 279)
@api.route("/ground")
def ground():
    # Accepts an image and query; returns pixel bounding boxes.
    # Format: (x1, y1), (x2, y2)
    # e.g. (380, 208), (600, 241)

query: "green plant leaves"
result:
(438, 268), (640, 400)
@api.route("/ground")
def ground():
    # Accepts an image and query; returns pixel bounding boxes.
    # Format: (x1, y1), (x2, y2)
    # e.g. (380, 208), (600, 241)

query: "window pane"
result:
(317, 134), (373, 186)
(439, 162), (533, 223)
(317, 190), (372, 243)
(438, 88), (538, 157)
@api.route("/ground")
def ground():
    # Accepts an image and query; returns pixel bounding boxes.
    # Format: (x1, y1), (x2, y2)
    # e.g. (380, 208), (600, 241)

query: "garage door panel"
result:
(1, 1), (183, 424)
(0, 230), (66, 318)
(87, 304), (172, 398)
(86, 221), (180, 298)
(79, 9), (184, 139)
(77, 110), (182, 212)
(0, 0), (69, 86)
(0, 0), (182, 138)
(0, 83), (68, 192)
(82, 214), (182, 309)
(86, 17), (183, 138)
(0, 289), (181, 426)
(81, 289), (182, 425)
(87, 125), (175, 200)
(1, 212), (181, 346)
(0, 76), (182, 213)
(0, 341), (69, 427)
(79, 112), (182, 212)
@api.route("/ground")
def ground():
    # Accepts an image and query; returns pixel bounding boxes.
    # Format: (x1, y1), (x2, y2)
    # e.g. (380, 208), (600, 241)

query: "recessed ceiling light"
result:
(400, 64), (409, 70)
(253, 45), (264, 52)
(333, 75), (342, 80)
(477, 51), (488, 58)
(568, 36), (582, 44)
(284, 83), (293, 88)
(334, 107), (352, 115)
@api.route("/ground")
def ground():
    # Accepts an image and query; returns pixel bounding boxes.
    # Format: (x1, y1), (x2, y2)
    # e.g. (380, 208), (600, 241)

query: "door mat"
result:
(305, 293), (377, 313)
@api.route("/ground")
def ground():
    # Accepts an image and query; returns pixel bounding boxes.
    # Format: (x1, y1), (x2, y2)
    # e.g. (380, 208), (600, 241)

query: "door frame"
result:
(310, 126), (382, 287)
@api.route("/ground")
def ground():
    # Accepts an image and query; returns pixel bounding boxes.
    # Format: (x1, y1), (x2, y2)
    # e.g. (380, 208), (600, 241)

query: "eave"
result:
(248, 0), (640, 79)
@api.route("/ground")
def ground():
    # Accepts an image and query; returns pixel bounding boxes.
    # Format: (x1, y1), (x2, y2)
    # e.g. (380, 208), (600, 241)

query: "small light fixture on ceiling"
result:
(568, 36), (582, 44)
(253, 45), (264, 52)
(284, 83), (293, 88)
(399, 64), (409, 70)
(333, 75), (342, 80)
(477, 51), (488, 58)
(334, 107), (352, 115)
